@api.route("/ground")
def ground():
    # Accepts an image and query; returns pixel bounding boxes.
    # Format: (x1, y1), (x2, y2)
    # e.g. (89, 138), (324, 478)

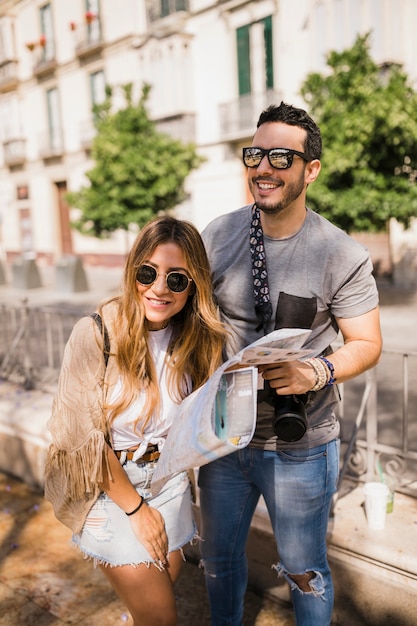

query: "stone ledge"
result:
(0, 380), (52, 488)
(330, 481), (417, 583)
(329, 483), (417, 625)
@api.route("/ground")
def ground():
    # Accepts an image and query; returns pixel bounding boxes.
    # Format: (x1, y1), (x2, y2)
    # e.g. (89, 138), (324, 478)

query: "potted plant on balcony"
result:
(26, 42), (36, 51)
(85, 11), (96, 24)
(39, 34), (47, 47)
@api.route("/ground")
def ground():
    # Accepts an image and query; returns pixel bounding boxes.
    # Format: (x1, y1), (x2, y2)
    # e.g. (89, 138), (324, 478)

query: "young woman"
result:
(45, 215), (227, 626)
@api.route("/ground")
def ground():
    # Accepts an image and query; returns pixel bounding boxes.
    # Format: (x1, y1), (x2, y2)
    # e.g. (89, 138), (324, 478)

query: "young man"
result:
(199, 102), (382, 626)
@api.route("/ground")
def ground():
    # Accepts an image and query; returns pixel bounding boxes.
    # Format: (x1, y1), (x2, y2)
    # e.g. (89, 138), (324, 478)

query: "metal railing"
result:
(337, 349), (417, 500)
(219, 90), (283, 140)
(1, 302), (416, 497)
(0, 301), (83, 391)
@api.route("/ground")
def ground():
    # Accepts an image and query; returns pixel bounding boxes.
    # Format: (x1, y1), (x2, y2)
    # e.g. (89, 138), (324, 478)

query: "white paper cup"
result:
(363, 482), (390, 530)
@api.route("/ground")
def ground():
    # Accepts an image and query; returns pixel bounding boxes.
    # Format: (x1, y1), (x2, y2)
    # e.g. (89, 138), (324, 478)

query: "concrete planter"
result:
(55, 255), (88, 293)
(11, 257), (42, 289)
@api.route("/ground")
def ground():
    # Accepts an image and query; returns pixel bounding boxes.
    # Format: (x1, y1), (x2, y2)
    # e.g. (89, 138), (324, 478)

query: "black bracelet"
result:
(125, 497), (145, 516)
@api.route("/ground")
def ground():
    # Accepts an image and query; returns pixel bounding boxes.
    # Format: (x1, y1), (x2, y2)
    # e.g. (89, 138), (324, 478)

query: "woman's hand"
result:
(128, 501), (169, 565)
(99, 447), (169, 564)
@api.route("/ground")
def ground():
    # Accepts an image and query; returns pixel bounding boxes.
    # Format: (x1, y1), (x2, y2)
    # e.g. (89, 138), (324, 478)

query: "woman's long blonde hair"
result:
(100, 215), (227, 430)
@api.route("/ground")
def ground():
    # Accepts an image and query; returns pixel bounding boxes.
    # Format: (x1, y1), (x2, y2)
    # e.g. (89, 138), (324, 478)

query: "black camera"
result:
(272, 394), (308, 442)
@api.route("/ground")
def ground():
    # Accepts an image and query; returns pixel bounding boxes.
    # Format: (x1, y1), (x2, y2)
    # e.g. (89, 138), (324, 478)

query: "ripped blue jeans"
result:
(198, 440), (339, 626)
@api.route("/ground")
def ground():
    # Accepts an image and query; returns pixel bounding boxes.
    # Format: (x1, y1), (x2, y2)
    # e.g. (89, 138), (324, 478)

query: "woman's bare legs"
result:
(100, 549), (183, 626)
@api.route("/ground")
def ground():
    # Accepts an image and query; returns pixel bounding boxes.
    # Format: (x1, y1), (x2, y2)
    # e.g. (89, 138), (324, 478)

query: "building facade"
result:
(0, 0), (416, 271)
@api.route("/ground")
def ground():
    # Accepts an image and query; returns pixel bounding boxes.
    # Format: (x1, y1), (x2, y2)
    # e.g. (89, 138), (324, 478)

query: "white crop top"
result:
(110, 326), (187, 461)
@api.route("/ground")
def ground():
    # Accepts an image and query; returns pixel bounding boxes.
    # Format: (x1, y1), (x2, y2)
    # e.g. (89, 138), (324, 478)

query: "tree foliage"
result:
(68, 83), (205, 237)
(301, 34), (417, 233)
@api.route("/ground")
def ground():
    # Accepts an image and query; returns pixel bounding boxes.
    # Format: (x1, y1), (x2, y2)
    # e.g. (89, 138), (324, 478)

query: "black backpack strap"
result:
(91, 313), (110, 368)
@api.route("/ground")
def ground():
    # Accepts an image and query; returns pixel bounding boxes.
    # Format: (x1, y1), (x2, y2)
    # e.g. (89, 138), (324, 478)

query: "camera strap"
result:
(250, 204), (272, 335)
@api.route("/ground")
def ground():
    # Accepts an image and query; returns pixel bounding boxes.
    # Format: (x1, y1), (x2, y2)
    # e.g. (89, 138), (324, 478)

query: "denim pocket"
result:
(278, 443), (328, 462)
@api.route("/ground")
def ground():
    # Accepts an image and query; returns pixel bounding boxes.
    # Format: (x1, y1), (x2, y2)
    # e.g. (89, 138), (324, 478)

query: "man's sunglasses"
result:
(242, 147), (309, 170)
(136, 264), (192, 293)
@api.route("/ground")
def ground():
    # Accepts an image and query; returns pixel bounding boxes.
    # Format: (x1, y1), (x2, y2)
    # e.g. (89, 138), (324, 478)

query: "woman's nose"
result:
(152, 273), (169, 293)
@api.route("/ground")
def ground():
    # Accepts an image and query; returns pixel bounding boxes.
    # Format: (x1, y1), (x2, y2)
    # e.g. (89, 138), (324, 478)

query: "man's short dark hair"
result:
(257, 101), (322, 160)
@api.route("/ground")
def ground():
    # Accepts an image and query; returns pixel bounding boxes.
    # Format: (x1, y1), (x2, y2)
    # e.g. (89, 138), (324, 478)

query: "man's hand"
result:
(259, 360), (316, 395)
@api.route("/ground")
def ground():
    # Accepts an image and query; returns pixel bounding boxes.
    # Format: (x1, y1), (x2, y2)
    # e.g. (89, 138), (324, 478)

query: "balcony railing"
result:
(146, 0), (189, 22)
(79, 113), (196, 149)
(74, 24), (103, 59)
(79, 119), (97, 150)
(219, 90), (284, 141)
(32, 42), (57, 78)
(155, 112), (196, 143)
(3, 138), (26, 167)
(38, 130), (64, 159)
(0, 59), (18, 92)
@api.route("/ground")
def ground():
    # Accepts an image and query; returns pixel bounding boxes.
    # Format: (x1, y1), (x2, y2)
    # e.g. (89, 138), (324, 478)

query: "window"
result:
(90, 70), (105, 110)
(40, 3), (54, 61)
(0, 96), (21, 141)
(85, 0), (101, 42)
(46, 87), (62, 152)
(161, 0), (187, 18)
(237, 25), (251, 95)
(264, 16), (273, 90)
(0, 17), (14, 62)
(147, 0), (189, 23)
(236, 16), (274, 96)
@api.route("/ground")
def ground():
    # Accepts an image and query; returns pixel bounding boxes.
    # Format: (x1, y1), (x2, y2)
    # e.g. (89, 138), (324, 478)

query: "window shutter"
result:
(263, 16), (273, 89)
(237, 25), (251, 95)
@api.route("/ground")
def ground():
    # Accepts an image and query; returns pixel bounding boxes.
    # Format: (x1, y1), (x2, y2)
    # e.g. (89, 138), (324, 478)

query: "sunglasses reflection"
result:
(136, 264), (192, 293)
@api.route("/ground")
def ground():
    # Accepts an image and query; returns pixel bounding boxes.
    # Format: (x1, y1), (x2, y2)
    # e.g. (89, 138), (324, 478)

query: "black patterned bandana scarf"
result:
(250, 204), (272, 334)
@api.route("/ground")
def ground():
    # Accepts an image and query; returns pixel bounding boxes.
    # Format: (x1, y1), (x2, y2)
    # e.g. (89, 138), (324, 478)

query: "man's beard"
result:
(252, 173), (305, 215)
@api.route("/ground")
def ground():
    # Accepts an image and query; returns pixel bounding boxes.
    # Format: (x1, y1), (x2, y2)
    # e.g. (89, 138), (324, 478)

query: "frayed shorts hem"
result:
(72, 467), (196, 568)
(72, 529), (200, 570)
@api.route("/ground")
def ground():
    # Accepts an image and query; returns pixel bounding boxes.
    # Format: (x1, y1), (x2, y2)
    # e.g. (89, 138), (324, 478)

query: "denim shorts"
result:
(72, 460), (196, 567)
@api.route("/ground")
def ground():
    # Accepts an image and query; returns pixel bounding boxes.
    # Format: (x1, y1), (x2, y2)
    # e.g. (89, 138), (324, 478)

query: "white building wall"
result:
(0, 0), (415, 268)
(191, 5), (236, 146)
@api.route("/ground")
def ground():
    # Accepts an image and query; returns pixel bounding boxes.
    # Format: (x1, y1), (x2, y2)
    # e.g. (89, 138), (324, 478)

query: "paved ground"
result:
(0, 472), (295, 626)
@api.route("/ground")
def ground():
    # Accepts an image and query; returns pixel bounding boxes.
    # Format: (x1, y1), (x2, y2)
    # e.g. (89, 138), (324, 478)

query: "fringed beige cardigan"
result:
(44, 302), (120, 533)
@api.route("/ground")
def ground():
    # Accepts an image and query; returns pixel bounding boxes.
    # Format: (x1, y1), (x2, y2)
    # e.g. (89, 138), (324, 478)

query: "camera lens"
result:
(273, 394), (308, 442)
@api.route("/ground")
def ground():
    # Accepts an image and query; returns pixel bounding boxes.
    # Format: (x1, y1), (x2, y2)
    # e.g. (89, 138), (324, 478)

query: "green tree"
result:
(68, 83), (204, 237)
(301, 34), (417, 233)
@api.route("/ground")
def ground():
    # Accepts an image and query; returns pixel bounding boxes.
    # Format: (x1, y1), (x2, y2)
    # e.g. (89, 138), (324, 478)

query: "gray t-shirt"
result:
(202, 205), (379, 450)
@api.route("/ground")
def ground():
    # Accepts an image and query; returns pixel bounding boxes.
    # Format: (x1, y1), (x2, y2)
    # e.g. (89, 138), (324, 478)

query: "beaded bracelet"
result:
(305, 357), (328, 391)
(125, 496), (146, 516)
(318, 356), (336, 386)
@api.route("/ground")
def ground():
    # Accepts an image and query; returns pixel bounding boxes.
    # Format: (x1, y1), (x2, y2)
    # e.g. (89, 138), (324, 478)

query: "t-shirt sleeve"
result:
(330, 254), (379, 319)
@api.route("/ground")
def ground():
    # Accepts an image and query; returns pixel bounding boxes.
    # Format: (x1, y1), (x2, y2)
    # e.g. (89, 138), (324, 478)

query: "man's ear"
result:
(305, 159), (321, 184)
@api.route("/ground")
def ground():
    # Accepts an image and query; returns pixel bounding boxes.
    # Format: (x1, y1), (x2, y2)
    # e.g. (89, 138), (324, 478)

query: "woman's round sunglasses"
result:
(136, 264), (192, 293)
(242, 147), (309, 169)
